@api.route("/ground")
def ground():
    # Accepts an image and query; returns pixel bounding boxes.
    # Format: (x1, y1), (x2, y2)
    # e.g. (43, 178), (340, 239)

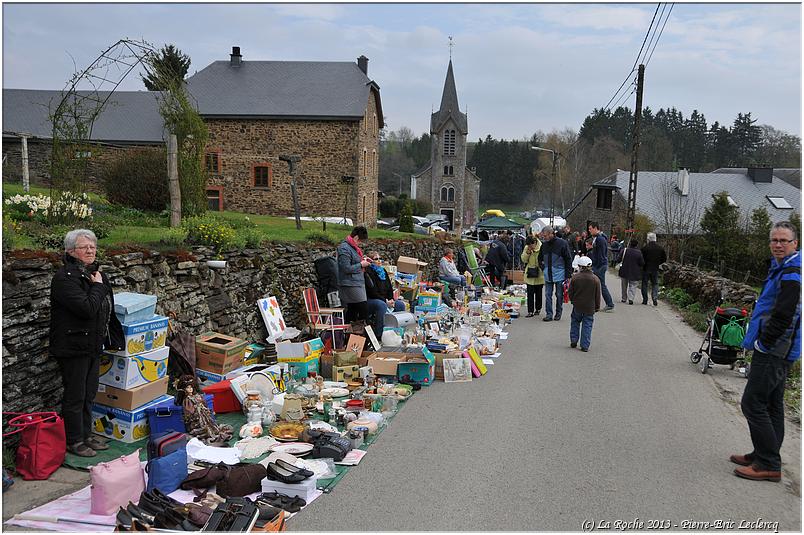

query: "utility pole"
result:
(625, 64), (645, 236)
(279, 155), (303, 230)
(167, 134), (181, 228)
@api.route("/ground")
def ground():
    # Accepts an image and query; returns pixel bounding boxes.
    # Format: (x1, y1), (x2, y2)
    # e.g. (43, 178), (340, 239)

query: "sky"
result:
(2, 2), (801, 139)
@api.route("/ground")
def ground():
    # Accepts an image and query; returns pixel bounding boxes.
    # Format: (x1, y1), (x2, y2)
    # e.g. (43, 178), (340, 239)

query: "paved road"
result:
(289, 286), (801, 531)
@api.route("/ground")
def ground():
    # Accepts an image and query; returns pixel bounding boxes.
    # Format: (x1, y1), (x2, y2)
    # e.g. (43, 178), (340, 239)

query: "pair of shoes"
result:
(729, 453), (754, 466)
(621, 299), (627, 303)
(139, 489), (183, 517)
(257, 491), (307, 513)
(84, 435), (109, 451)
(733, 464), (781, 482)
(570, 342), (577, 348)
(526, 312), (535, 318)
(642, 301), (648, 305)
(581, 347), (589, 352)
(535, 310), (541, 315)
(628, 300), (633, 305)
(266, 460), (313, 484)
(67, 442), (96, 457)
(603, 306), (615, 313)
(542, 317), (553, 322)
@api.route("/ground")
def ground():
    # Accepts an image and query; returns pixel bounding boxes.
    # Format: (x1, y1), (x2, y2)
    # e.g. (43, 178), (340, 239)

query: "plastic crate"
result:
(145, 394), (214, 435)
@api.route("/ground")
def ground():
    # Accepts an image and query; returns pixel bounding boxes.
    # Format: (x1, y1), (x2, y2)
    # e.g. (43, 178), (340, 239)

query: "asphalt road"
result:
(289, 286), (801, 531)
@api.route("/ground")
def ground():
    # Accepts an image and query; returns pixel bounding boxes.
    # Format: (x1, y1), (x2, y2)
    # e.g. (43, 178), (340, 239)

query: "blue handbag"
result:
(145, 447), (187, 494)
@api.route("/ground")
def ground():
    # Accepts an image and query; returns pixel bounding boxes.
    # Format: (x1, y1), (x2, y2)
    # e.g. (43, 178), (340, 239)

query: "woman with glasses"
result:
(49, 229), (124, 457)
(364, 251), (406, 341)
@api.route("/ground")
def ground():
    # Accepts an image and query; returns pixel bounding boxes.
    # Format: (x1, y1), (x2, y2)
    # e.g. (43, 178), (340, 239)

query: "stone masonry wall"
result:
(565, 188), (628, 238)
(660, 261), (758, 309)
(2, 238), (446, 437)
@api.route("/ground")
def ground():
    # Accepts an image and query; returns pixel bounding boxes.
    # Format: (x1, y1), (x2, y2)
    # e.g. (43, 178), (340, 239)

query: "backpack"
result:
(719, 317), (745, 348)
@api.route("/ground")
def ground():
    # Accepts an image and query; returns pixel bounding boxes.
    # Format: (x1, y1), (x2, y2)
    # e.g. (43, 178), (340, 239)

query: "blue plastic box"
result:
(114, 292), (158, 324)
(145, 394), (215, 435)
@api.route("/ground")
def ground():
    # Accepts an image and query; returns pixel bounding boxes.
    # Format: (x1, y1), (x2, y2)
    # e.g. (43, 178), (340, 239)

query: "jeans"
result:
(740, 351), (791, 471)
(544, 281), (564, 319)
(620, 278), (638, 302)
(526, 283), (543, 314)
(440, 275), (466, 287)
(641, 271), (659, 303)
(58, 355), (101, 444)
(569, 308), (595, 349)
(367, 299), (390, 338)
(393, 299), (406, 312)
(593, 265), (615, 308)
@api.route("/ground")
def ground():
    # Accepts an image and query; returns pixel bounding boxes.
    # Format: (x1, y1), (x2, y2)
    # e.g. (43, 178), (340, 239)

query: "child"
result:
(568, 256), (601, 352)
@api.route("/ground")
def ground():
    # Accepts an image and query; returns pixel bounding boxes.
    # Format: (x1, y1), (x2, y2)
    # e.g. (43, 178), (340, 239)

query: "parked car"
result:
(411, 215), (430, 227)
(388, 225), (430, 235)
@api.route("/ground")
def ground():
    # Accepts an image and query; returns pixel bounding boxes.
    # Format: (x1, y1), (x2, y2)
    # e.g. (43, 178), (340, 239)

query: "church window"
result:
(372, 150), (377, 176)
(442, 165), (454, 176)
(443, 130), (456, 156)
(362, 148), (368, 176)
(440, 184), (455, 203)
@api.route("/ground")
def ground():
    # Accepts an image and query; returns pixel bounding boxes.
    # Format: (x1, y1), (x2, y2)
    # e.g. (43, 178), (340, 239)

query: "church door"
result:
(440, 209), (454, 230)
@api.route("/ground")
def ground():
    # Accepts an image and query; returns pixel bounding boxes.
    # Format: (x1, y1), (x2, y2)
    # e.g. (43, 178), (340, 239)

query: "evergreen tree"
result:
(700, 191), (741, 268)
(745, 206), (773, 277)
(398, 201), (414, 233)
(141, 44), (191, 91)
(731, 112), (762, 165)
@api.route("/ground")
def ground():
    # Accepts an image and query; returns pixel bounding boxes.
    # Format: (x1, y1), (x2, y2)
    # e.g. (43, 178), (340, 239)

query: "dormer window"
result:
(767, 196), (793, 209)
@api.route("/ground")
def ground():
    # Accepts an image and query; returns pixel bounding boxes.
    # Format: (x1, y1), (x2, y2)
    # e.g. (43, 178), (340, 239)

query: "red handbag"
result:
(3, 412), (66, 480)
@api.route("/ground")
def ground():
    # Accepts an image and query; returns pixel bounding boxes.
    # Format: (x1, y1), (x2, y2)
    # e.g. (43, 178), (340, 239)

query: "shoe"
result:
(266, 462), (310, 483)
(570, 342), (577, 348)
(733, 464), (781, 482)
(67, 442), (96, 457)
(127, 502), (155, 525)
(621, 299), (627, 303)
(653, 300), (658, 306)
(554, 315), (561, 321)
(535, 310), (541, 315)
(117, 507), (135, 530)
(257, 491), (306, 513)
(274, 458), (314, 478)
(152, 488), (183, 508)
(729, 453), (754, 466)
(642, 301), (648, 305)
(137, 492), (164, 516)
(526, 312), (535, 318)
(84, 436), (109, 450)
(628, 300), (633, 305)
(581, 347), (589, 352)
(603, 306), (615, 313)
(542, 317), (553, 322)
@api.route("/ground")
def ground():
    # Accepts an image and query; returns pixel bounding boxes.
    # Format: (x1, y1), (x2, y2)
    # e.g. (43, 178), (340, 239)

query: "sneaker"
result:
(653, 300), (658, 306)
(67, 442), (97, 457)
(85, 436), (109, 451)
(542, 317), (553, 322)
(581, 347), (589, 352)
(603, 306), (615, 313)
(570, 342), (577, 348)
(628, 300), (633, 305)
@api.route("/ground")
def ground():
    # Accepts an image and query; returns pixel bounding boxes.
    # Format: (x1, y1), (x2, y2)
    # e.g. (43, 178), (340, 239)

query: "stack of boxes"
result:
(195, 332), (249, 387)
(395, 255), (426, 304)
(92, 292), (171, 443)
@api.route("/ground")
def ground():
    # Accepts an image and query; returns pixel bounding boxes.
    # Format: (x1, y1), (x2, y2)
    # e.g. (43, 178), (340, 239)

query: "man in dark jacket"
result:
(484, 235), (511, 287)
(50, 229), (123, 457)
(641, 232), (667, 306)
(538, 226), (573, 321)
(568, 256), (601, 352)
(364, 251), (405, 340)
(732, 221), (801, 483)
(587, 222), (615, 311)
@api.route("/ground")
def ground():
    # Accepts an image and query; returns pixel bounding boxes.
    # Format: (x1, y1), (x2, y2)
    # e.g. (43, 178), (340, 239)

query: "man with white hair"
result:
(640, 232), (667, 306)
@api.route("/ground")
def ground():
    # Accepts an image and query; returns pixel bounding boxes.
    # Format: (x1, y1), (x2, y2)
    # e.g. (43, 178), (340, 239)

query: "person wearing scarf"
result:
(49, 229), (123, 457)
(365, 251), (406, 342)
(337, 226), (371, 323)
(438, 248), (466, 287)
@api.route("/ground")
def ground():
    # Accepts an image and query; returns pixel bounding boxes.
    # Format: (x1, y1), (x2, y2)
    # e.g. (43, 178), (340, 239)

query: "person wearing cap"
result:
(568, 256), (601, 352)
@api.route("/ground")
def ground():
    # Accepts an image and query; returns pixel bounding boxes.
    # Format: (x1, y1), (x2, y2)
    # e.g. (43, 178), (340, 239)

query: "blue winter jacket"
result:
(538, 237), (573, 283)
(589, 234), (609, 269)
(742, 251), (801, 362)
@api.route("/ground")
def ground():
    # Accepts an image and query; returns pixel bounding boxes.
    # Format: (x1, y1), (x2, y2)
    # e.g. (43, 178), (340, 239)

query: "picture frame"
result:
(443, 358), (472, 383)
(346, 334), (366, 355)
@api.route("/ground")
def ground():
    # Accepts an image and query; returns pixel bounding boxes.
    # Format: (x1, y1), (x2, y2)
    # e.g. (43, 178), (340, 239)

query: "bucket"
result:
(385, 312), (415, 329)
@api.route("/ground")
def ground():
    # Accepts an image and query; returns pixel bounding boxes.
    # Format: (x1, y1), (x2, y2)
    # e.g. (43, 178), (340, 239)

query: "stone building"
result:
(2, 48), (383, 226)
(411, 60), (480, 231)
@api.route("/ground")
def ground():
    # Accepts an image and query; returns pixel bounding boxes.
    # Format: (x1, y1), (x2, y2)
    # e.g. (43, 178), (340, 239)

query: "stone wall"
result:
(660, 261), (758, 308)
(1, 238), (447, 436)
(565, 187), (628, 238)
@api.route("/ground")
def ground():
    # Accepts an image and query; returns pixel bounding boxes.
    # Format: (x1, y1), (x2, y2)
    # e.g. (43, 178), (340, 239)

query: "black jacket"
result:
(617, 246), (645, 281)
(484, 240), (511, 270)
(49, 254), (124, 359)
(538, 237), (573, 282)
(641, 242), (667, 273)
(364, 267), (393, 301)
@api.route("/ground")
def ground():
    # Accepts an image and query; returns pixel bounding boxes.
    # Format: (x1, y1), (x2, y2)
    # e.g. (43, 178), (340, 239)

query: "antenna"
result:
(448, 36), (454, 60)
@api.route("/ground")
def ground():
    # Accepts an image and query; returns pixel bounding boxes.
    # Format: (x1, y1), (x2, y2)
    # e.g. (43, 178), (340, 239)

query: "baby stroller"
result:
(690, 306), (750, 376)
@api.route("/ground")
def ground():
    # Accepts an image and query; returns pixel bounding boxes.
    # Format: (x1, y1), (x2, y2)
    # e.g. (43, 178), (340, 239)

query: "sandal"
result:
(84, 436), (109, 451)
(257, 491), (306, 513)
(67, 442), (96, 457)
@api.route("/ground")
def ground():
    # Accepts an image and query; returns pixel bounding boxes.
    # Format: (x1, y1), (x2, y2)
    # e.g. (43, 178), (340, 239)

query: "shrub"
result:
(399, 201), (414, 233)
(159, 227), (189, 248)
(2, 215), (18, 251)
(92, 204), (166, 228)
(102, 149), (170, 212)
(239, 228), (265, 248)
(183, 215), (236, 252)
(305, 231), (335, 245)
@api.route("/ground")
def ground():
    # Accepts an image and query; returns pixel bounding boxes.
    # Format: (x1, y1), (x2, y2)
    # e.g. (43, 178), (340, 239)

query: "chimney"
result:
(230, 46), (242, 67)
(357, 55), (368, 75)
(748, 167), (773, 183)
(677, 168), (690, 196)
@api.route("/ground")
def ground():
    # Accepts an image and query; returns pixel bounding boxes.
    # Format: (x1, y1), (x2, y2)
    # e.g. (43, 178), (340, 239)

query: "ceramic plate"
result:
(269, 442), (314, 456)
(321, 387), (349, 398)
(268, 422), (305, 441)
(322, 381), (348, 389)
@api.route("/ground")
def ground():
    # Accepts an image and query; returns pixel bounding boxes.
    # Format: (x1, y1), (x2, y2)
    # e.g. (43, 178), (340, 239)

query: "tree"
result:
(700, 191), (741, 268)
(649, 173), (703, 259)
(142, 44), (191, 91)
(398, 201), (414, 233)
(743, 206), (773, 278)
(790, 212), (801, 244)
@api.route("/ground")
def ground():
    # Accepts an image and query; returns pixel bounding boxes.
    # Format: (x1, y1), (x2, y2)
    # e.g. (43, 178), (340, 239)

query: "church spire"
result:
(438, 60), (460, 114)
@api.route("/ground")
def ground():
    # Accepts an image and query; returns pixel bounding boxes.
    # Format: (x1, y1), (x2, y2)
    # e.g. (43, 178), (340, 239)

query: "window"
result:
(767, 196), (793, 209)
(372, 150), (377, 176)
(252, 164), (272, 188)
(596, 188), (613, 210)
(448, 187), (455, 202)
(206, 187), (223, 211)
(443, 165), (454, 176)
(362, 148), (368, 176)
(364, 108), (368, 133)
(443, 129), (456, 156)
(362, 195), (366, 223)
(205, 151), (221, 173)
(440, 185), (455, 203)
(373, 113), (378, 135)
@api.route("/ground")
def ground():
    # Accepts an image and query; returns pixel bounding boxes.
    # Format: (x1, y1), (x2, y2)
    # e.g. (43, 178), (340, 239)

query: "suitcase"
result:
(147, 431), (188, 461)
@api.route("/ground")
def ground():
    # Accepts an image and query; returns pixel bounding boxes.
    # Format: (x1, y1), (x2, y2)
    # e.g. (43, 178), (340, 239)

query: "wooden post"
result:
(167, 134), (181, 228)
(696, 256), (701, 268)
(280, 155), (303, 230)
(21, 135), (30, 193)
(680, 251), (684, 265)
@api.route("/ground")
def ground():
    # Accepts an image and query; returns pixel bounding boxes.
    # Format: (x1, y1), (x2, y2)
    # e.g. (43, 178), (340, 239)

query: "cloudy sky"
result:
(3, 2), (801, 139)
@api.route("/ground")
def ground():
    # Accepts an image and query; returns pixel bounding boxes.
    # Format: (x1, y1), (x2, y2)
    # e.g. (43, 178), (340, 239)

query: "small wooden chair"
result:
(302, 288), (347, 341)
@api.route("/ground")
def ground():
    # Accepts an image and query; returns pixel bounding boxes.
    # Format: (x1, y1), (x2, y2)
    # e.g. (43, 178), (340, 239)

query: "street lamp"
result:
(391, 172), (405, 196)
(530, 146), (559, 228)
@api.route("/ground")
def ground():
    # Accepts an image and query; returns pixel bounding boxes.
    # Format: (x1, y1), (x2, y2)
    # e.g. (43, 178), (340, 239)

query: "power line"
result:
(645, 4), (674, 68)
(639, 3), (666, 66)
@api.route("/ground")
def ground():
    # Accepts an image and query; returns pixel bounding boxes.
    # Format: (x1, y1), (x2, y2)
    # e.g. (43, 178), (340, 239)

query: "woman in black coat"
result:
(50, 229), (123, 457)
(617, 238), (644, 305)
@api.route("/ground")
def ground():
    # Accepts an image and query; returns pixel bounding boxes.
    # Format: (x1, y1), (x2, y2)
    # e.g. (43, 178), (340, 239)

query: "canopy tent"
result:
(476, 216), (524, 230)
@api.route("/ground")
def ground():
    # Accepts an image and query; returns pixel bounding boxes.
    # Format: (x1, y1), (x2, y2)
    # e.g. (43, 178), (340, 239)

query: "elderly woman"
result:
(337, 226), (371, 324)
(617, 238), (645, 305)
(50, 229), (123, 457)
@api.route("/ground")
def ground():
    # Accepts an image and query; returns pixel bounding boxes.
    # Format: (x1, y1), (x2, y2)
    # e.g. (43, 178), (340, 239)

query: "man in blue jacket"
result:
(732, 221), (801, 482)
(587, 222), (615, 311)
(538, 226), (573, 321)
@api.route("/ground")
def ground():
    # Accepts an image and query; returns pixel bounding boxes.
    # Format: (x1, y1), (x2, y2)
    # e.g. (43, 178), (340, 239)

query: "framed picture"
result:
(258, 296), (286, 343)
(443, 358), (472, 383)
(364, 325), (381, 351)
(346, 334), (366, 355)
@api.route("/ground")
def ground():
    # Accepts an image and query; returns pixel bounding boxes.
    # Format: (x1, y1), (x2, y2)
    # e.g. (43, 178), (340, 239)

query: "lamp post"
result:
(391, 172), (405, 196)
(530, 146), (560, 228)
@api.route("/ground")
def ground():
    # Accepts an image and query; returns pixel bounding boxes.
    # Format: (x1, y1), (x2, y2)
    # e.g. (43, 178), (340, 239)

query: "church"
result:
(411, 60), (481, 232)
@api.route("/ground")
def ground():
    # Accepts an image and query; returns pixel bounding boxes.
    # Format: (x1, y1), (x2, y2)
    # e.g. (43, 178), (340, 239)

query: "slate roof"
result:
(573, 170), (802, 233)
(3, 89), (165, 143)
(712, 167), (801, 190)
(185, 60), (382, 125)
(430, 60), (467, 134)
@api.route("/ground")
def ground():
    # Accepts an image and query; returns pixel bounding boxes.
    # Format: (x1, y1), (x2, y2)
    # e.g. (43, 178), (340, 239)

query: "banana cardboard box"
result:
(99, 346), (169, 390)
(92, 394), (172, 443)
(109, 315), (169, 357)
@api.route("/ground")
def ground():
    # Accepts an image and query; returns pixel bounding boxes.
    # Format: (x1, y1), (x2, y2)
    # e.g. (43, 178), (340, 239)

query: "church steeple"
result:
(430, 60), (468, 134)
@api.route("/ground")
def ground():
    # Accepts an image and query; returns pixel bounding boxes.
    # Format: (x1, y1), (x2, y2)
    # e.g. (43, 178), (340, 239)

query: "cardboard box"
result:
(333, 365), (359, 382)
(196, 368), (225, 387)
(511, 270), (525, 283)
(367, 354), (406, 376)
(92, 394), (172, 443)
(261, 476), (318, 502)
(334, 350), (358, 367)
(397, 347), (435, 386)
(243, 344), (265, 366)
(113, 292), (158, 325)
(99, 346), (170, 390)
(277, 338), (324, 363)
(96, 377), (169, 411)
(417, 291), (442, 310)
(111, 315), (169, 357)
(288, 357), (319, 381)
(397, 256), (427, 275)
(320, 353), (334, 380)
(196, 332), (248, 374)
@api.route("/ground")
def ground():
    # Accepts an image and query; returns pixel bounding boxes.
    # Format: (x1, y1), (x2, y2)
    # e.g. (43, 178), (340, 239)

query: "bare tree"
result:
(649, 174), (703, 259)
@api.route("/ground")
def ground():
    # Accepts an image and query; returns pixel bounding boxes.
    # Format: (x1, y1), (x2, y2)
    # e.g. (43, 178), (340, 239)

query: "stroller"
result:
(690, 306), (750, 376)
